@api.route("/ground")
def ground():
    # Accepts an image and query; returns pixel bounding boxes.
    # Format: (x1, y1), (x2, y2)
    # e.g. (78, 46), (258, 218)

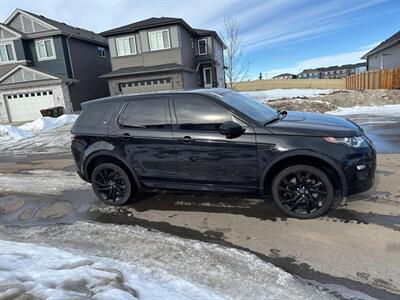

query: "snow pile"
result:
(242, 89), (334, 103)
(0, 240), (224, 300)
(0, 114), (78, 140)
(0, 223), (335, 300)
(0, 125), (33, 140)
(0, 115), (78, 155)
(18, 114), (78, 132)
(327, 104), (400, 116)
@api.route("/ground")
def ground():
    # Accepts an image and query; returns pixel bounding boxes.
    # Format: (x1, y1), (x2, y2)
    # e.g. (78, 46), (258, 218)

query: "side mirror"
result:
(219, 121), (245, 139)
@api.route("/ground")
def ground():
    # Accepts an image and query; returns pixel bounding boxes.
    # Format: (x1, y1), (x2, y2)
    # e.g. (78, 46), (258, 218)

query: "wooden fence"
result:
(235, 78), (345, 91)
(346, 67), (400, 90)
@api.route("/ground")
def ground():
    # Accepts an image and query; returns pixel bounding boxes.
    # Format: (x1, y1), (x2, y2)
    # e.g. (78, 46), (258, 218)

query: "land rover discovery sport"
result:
(71, 89), (376, 219)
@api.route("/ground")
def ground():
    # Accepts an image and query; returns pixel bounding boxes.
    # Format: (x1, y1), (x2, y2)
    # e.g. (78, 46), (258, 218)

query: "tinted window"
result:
(174, 97), (233, 131)
(121, 99), (170, 129)
(221, 91), (277, 123)
(78, 102), (119, 128)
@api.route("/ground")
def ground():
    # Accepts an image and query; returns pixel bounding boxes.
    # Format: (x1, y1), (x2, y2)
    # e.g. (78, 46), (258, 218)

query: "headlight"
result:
(323, 136), (368, 148)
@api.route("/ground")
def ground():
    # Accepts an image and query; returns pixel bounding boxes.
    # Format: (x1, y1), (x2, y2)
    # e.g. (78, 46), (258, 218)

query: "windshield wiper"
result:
(264, 110), (287, 126)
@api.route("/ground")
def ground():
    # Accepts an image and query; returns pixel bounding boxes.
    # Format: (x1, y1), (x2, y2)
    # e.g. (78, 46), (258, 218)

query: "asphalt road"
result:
(0, 114), (399, 299)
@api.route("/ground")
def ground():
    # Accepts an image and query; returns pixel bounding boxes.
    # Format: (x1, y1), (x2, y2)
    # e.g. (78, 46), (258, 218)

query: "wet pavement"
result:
(0, 113), (399, 299)
(346, 113), (400, 153)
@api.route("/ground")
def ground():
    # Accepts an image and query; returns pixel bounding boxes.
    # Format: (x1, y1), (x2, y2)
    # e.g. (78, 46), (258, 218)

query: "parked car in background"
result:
(71, 89), (376, 219)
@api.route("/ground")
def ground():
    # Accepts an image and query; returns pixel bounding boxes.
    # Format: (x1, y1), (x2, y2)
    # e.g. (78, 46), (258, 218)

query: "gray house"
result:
(100, 17), (226, 95)
(0, 9), (111, 123)
(362, 30), (400, 71)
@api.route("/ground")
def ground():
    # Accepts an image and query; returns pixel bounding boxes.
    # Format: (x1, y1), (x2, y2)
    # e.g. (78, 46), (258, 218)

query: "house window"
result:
(97, 47), (106, 57)
(0, 42), (16, 63)
(115, 36), (136, 56)
(148, 29), (170, 51)
(198, 39), (207, 55)
(35, 38), (56, 61)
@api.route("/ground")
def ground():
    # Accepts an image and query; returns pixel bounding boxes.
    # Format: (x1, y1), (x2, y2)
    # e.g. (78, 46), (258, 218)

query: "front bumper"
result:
(343, 144), (376, 195)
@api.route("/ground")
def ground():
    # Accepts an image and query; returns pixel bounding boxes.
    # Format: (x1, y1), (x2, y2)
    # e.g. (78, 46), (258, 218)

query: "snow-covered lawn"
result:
(327, 104), (400, 116)
(0, 115), (77, 156)
(0, 222), (334, 300)
(0, 170), (89, 195)
(242, 89), (334, 103)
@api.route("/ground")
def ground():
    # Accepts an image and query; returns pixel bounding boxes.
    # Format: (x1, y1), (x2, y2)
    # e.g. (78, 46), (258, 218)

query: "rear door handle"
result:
(177, 136), (195, 144)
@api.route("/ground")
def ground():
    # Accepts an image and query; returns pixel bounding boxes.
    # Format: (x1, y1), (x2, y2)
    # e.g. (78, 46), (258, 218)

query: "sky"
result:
(1, 0), (399, 79)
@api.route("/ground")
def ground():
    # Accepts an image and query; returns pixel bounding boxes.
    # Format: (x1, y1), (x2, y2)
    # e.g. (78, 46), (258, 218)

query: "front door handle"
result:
(177, 136), (195, 144)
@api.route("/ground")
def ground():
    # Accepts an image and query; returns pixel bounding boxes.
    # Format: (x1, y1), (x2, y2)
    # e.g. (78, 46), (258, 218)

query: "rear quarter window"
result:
(72, 101), (123, 134)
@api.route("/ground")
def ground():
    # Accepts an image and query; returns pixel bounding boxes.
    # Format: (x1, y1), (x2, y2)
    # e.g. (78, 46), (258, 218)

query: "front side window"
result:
(120, 99), (170, 129)
(148, 29), (170, 51)
(174, 97), (233, 131)
(115, 36), (136, 56)
(221, 91), (277, 124)
(0, 42), (16, 63)
(198, 39), (207, 55)
(35, 38), (56, 61)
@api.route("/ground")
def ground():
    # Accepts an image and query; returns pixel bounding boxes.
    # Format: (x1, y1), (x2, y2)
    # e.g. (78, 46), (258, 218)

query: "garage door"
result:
(5, 90), (55, 122)
(119, 78), (172, 94)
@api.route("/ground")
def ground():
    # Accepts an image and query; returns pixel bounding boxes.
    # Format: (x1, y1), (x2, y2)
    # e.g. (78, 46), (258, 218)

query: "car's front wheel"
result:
(271, 165), (334, 219)
(91, 163), (133, 206)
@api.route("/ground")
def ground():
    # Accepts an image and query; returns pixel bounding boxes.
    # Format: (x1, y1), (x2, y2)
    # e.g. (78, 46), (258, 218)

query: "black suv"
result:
(71, 89), (375, 219)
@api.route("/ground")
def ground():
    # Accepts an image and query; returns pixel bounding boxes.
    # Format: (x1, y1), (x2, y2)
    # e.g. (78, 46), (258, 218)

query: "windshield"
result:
(220, 91), (277, 123)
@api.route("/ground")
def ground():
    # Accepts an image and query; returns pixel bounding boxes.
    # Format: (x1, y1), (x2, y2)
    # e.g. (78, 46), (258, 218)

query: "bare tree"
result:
(223, 16), (251, 89)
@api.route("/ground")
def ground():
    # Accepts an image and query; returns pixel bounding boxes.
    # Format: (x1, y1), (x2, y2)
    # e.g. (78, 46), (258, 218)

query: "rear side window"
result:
(73, 101), (122, 134)
(173, 97), (233, 131)
(120, 99), (171, 129)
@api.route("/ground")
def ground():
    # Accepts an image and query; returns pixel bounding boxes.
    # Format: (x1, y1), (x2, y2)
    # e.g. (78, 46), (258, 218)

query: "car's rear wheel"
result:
(271, 165), (334, 219)
(91, 163), (133, 206)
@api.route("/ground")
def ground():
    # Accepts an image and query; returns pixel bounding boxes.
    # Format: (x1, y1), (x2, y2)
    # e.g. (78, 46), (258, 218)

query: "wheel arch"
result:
(260, 150), (347, 199)
(84, 150), (141, 188)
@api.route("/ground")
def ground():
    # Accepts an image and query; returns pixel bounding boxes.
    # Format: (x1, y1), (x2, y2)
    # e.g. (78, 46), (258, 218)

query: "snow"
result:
(0, 114), (78, 141)
(0, 115), (78, 156)
(0, 125), (34, 140)
(18, 114), (78, 132)
(242, 89), (334, 103)
(327, 104), (400, 116)
(0, 170), (90, 195)
(0, 223), (335, 300)
(0, 240), (224, 300)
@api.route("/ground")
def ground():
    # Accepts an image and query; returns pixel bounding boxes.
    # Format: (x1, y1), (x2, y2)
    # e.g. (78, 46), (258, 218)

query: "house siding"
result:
(179, 27), (196, 69)
(182, 70), (199, 89)
(108, 25), (182, 71)
(28, 36), (70, 79)
(13, 39), (26, 61)
(67, 37), (111, 111)
(213, 39), (225, 87)
(367, 43), (400, 70)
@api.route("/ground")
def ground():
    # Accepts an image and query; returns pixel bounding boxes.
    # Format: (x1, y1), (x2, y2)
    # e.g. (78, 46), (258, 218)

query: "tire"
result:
(91, 163), (133, 206)
(271, 165), (334, 219)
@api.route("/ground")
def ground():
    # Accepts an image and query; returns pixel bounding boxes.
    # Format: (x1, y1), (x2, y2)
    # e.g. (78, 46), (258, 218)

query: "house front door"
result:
(203, 67), (213, 88)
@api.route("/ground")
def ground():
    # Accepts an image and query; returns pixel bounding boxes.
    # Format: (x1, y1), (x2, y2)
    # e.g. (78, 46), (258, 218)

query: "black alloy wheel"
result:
(271, 165), (334, 219)
(91, 163), (133, 206)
